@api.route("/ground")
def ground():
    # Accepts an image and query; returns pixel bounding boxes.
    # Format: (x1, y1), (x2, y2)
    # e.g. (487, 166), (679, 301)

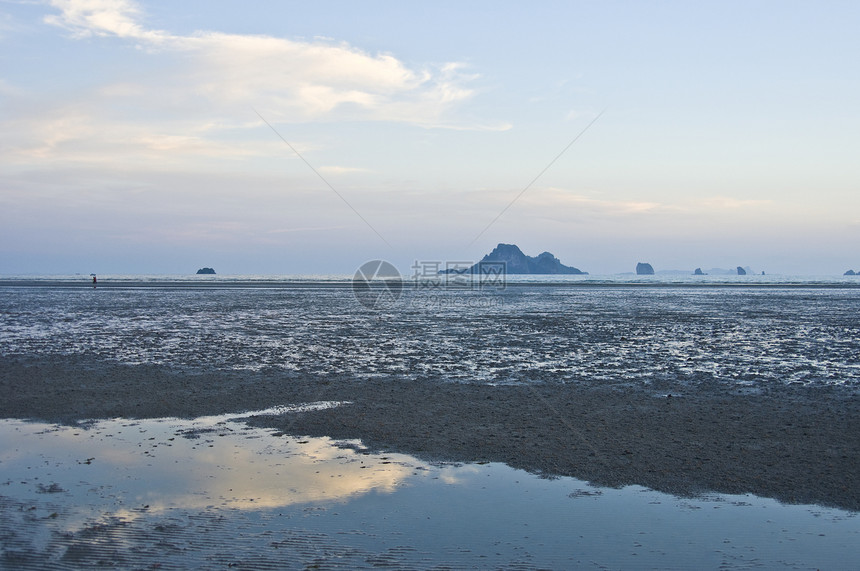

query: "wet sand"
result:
(1, 355), (858, 512)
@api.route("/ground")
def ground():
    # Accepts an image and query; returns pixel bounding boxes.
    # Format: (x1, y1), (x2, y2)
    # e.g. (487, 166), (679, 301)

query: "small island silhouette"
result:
(636, 262), (655, 275)
(196, 267), (216, 275)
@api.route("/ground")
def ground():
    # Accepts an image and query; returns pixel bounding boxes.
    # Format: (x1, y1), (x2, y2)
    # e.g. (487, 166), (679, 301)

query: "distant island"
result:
(636, 262), (655, 275)
(441, 243), (586, 275)
(703, 266), (755, 276)
(196, 267), (216, 275)
(626, 266), (757, 276)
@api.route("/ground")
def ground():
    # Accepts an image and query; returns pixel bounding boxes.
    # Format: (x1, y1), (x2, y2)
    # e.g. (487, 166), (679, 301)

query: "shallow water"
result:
(1, 410), (857, 569)
(1, 282), (859, 391)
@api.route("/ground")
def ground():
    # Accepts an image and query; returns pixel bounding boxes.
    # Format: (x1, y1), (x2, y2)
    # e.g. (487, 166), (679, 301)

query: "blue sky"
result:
(1, 0), (858, 275)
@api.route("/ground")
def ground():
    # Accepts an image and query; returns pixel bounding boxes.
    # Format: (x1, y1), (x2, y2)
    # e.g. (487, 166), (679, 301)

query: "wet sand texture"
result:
(2, 356), (857, 512)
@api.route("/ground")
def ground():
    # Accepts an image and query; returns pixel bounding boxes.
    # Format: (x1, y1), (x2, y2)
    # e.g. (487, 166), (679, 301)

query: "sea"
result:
(1, 273), (859, 569)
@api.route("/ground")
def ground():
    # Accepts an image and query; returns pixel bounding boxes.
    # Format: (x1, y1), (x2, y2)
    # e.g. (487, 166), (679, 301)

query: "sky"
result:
(1, 0), (859, 276)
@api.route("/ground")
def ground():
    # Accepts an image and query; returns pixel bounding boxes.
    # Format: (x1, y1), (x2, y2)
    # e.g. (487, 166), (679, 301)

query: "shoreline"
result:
(1, 355), (858, 512)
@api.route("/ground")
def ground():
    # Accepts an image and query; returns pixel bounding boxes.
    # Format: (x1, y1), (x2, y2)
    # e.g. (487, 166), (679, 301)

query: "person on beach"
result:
(92, 275), (97, 288)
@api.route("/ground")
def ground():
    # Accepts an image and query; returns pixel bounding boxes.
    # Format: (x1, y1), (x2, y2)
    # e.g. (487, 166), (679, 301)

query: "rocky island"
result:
(196, 267), (216, 275)
(636, 262), (655, 275)
(441, 243), (586, 275)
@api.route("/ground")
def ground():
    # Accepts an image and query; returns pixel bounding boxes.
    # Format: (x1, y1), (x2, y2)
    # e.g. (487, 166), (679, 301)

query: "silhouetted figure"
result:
(92, 275), (97, 288)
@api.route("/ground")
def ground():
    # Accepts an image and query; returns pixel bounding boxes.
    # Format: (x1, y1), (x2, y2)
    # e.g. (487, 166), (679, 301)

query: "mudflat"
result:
(2, 355), (857, 512)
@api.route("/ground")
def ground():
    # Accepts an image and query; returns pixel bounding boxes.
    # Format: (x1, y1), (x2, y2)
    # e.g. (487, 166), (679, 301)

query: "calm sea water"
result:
(1, 274), (859, 392)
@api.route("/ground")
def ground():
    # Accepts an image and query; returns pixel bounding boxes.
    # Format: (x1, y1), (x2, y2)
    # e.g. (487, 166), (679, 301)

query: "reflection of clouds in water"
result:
(196, 437), (414, 511)
(437, 464), (481, 485)
(0, 412), (418, 519)
(2, 417), (859, 570)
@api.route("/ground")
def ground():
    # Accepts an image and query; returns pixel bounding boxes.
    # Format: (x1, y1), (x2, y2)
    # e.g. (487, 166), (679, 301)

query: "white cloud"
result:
(0, 0), (506, 174)
(318, 166), (372, 175)
(513, 187), (783, 219)
(0, 104), (281, 167)
(42, 0), (478, 127)
(45, 0), (156, 40)
(459, 186), (793, 241)
(517, 188), (667, 217)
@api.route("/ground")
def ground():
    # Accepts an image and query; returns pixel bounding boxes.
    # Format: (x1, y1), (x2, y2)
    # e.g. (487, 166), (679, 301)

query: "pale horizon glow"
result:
(1, 0), (859, 275)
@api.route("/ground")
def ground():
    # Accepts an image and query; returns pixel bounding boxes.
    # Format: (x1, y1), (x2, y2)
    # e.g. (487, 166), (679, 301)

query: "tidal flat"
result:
(1, 280), (859, 567)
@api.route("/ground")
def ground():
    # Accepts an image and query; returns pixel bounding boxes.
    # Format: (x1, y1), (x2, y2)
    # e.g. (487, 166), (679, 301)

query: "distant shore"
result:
(2, 355), (857, 512)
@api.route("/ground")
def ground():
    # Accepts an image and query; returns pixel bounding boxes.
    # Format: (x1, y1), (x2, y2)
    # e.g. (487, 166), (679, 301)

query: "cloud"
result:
(457, 186), (791, 241)
(42, 0), (478, 127)
(516, 187), (667, 217)
(0, 0), (508, 174)
(44, 0), (156, 40)
(317, 166), (372, 175)
(1, 104), (280, 167)
(513, 187), (781, 219)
